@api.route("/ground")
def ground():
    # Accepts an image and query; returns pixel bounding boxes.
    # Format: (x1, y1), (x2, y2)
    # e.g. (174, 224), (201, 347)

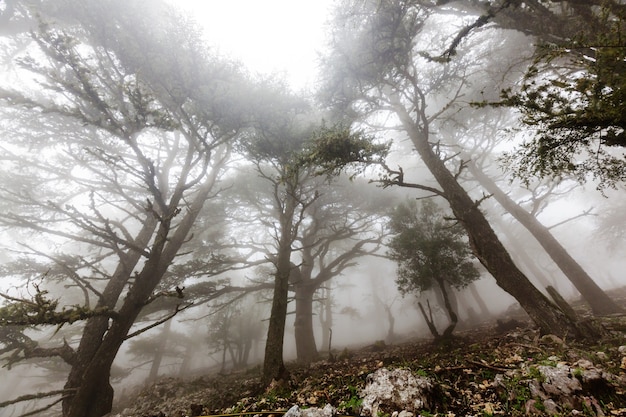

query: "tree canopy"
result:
(496, 8), (626, 189)
(388, 199), (480, 296)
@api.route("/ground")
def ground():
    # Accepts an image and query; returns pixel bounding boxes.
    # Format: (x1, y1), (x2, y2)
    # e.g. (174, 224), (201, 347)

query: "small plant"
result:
(339, 385), (363, 413)
(572, 367), (584, 379)
(527, 365), (545, 383)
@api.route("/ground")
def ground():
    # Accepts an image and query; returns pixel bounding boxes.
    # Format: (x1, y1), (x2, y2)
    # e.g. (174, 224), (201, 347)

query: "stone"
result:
(540, 334), (564, 346)
(284, 405), (302, 417)
(543, 399), (559, 415)
(282, 404), (337, 417)
(360, 368), (435, 416)
(538, 365), (581, 408)
(302, 404), (337, 417)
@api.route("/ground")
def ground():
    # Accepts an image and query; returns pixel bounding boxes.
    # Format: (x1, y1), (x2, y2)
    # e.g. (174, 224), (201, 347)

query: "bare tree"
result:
(292, 178), (390, 363)
(0, 2), (254, 416)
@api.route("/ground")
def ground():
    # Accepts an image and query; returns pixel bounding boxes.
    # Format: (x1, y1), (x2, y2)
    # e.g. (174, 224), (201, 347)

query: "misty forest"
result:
(1, 1), (626, 416)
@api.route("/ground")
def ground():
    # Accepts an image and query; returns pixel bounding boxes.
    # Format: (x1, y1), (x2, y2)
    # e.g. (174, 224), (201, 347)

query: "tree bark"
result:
(319, 286), (333, 352)
(61, 218), (157, 417)
(496, 220), (556, 290)
(65, 218), (175, 417)
(436, 278), (458, 338)
(418, 300), (440, 338)
(384, 304), (395, 344)
(261, 249), (291, 385)
(262, 190), (297, 385)
(394, 104), (597, 339)
(293, 284), (319, 363)
(467, 161), (623, 315)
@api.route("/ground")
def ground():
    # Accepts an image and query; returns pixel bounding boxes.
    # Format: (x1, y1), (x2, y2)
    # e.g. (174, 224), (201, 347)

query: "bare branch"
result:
(0, 389), (76, 409)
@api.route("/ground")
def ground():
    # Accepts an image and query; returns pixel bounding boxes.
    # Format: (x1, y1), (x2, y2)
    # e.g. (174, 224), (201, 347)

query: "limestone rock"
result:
(360, 367), (435, 416)
(284, 404), (337, 417)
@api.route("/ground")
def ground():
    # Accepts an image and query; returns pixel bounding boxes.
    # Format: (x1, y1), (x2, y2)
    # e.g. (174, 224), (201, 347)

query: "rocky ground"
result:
(111, 293), (626, 417)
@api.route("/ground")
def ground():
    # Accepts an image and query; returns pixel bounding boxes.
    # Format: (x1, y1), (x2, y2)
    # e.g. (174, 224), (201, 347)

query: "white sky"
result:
(171, 0), (335, 90)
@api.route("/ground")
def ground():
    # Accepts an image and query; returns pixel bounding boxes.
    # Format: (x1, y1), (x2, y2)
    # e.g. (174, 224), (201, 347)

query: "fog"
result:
(0, 1), (624, 416)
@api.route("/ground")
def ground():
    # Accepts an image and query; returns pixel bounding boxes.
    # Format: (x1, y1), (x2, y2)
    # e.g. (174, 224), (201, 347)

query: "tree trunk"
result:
(62, 219), (158, 417)
(262, 251), (291, 384)
(64, 219), (175, 417)
(62, 167), (219, 417)
(467, 161), (622, 316)
(467, 282), (491, 318)
(241, 338), (252, 368)
(294, 284), (319, 363)
(395, 105), (598, 339)
(497, 220), (556, 290)
(319, 286), (333, 352)
(384, 304), (395, 344)
(436, 278), (458, 338)
(148, 318), (172, 382)
(178, 342), (193, 377)
(547, 285), (578, 322)
(418, 300), (440, 338)
(262, 192), (297, 385)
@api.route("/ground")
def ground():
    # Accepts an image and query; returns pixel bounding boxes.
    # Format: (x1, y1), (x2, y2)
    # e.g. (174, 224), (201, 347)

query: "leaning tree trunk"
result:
(63, 170), (218, 417)
(62, 219), (157, 417)
(64, 219), (175, 417)
(467, 282), (491, 318)
(496, 219), (557, 290)
(395, 104), (598, 339)
(468, 161), (622, 316)
(436, 278), (458, 338)
(294, 284), (319, 363)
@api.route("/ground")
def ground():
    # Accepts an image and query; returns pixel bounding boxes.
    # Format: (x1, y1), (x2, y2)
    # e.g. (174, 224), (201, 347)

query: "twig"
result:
(466, 359), (513, 372)
(124, 303), (193, 340)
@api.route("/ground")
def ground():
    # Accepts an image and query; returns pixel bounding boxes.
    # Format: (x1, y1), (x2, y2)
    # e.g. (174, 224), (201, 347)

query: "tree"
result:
(0, 2), (253, 416)
(388, 199), (480, 340)
(436, 0), (626, 187)
(206, 294), (266, 372)
(496, 11), (626, 189)
(466, 160), (623, 315)
(315, 0), (600, 339)
(291, 177), (390, 363)
(237, 86), (321, 385)
(447, 105), (623, 315)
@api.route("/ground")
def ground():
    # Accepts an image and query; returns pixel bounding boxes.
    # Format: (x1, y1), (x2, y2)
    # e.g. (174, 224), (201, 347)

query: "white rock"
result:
(360, 368), (434, 417)
(284, 405), (302, 417)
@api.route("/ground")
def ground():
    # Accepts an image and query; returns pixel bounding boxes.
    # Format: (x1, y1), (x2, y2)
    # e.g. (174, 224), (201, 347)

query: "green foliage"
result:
(297, 124), (390, 179)
(526, 366), (545, 383)
(387, 199), (480, 295)
(496, 8), (626, 189)
(338, 385), (363, 413)
(0, 285), (112, 327)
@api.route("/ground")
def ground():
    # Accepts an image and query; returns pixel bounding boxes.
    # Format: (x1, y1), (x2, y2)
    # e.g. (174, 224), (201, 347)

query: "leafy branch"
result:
(0, 284), (117, 327)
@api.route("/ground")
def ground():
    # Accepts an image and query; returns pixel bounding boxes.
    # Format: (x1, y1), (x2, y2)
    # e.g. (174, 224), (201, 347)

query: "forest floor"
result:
(112, 288), (626, 417)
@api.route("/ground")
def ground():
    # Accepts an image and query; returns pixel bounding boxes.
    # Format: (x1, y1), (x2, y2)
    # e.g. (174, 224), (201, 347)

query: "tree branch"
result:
(0, 388), (76, 409)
